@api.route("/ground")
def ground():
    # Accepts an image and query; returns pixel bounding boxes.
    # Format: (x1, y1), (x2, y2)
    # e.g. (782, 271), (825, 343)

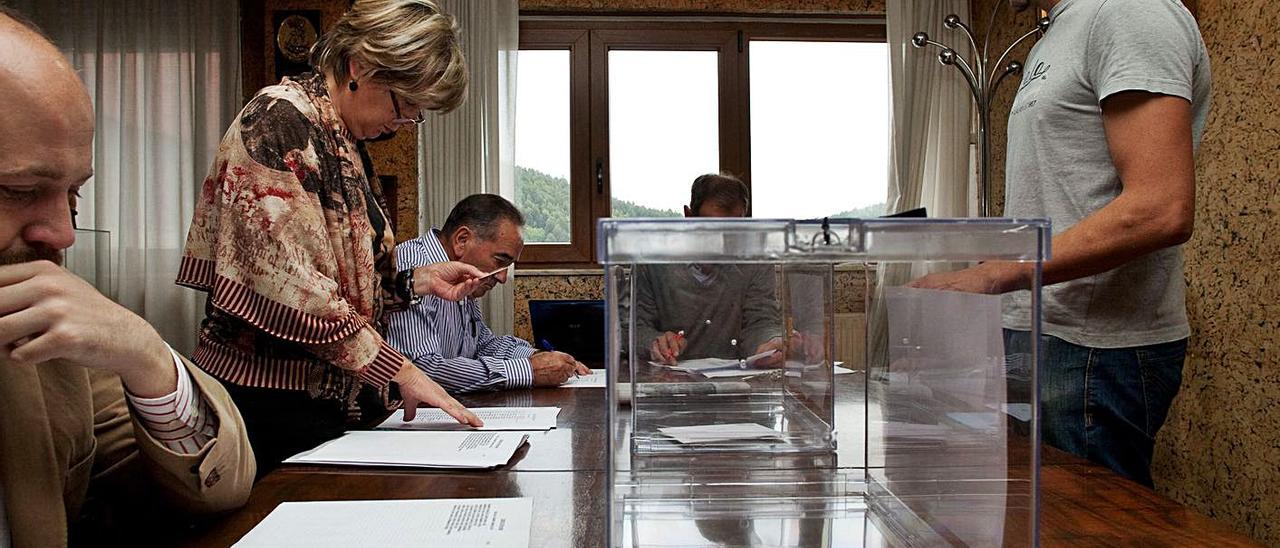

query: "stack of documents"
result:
(234, 498), (532, 548)
(376, 407), (560, 431)
(285, 431), (528, 470)
(658, 422), (784, 445)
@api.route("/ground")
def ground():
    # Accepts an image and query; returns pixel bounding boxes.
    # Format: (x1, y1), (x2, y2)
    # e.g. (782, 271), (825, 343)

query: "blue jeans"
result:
(1004, 330), (1186, 487)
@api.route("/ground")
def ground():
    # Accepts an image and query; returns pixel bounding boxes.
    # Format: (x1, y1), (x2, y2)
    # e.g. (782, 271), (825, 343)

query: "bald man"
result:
(0, 8), (254, 547)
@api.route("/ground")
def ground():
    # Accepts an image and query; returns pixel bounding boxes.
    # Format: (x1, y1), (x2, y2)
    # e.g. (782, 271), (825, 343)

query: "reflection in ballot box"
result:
(600, 218), (1047, 547)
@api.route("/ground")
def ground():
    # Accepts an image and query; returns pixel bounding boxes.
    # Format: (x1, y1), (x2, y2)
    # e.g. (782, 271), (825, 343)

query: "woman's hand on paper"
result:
(394, 362), (484, 427)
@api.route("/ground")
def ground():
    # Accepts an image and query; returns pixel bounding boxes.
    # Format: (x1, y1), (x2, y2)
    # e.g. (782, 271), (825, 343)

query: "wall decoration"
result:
(273, 10), (321, 80)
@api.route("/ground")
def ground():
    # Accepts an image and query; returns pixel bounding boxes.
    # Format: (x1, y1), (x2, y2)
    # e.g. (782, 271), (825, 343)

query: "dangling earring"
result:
(348, 79), (359, 92)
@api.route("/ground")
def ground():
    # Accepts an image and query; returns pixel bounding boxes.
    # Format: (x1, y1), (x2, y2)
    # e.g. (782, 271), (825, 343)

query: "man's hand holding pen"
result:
(530, 348), (590, 386)
(650, 330), (688, 365)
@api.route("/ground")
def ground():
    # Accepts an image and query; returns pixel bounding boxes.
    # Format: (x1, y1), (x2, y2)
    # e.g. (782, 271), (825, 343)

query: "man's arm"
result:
(740, 265), (785, 355)
(386, 297), (530, 393)
(0, 260), (255, 512)
(124, 348), (218, 455)
(471, 300), (537, 362)
(631, 265), (663, 350)
(910, 92), (1196, 293)
(90, 356), (255, 515)
(472, 303), (588, 383)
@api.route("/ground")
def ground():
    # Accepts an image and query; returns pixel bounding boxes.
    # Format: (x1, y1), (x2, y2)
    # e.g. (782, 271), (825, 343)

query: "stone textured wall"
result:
(1150, 1), (1280, 544)
(973, 0), (1278, 543)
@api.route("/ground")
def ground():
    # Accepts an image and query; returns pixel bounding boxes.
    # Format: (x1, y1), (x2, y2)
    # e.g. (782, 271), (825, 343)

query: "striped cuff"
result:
(126, 347), (218, 455)
(359, 339), (406, 388)
(511, 344), (537, 360)
(504, 358), (533, 389)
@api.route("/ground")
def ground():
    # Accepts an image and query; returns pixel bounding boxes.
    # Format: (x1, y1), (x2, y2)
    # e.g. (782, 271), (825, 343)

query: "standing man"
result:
(0, 7), (254, 546)
(387, 194), (588, 394)
(910, 0), (1210, 486)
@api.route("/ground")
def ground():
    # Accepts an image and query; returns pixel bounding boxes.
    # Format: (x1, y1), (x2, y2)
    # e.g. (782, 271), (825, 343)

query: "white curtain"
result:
(886, 0), (974, 221)
(13, 0), (242, 355)
(419, 0), (520, 335)
(872, 0), (974, 367)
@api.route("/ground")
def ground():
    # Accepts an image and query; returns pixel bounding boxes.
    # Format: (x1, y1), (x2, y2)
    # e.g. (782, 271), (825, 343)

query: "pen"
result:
(540, 338), (581, 376)
(653, 331), (684, 363)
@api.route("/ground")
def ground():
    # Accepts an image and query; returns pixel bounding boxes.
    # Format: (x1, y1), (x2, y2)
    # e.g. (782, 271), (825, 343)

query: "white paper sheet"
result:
(649, 349), (781, 376)
(1001, 403), (1033, 422)
(284, 431), (528, 469)
(561, 369), (607, 388)
(658, 422), (784, 445)
(376, 407), (560, 431)
(781, 361), (858, 378)
(234, 498), (532, 548)
(650, 357), (737, 371)
(946, 412), (1002, 432)
(699, 367), (773, 378)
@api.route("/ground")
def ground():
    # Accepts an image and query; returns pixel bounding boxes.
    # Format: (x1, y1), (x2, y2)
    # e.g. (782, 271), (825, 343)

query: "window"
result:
(608, 50), (719, 218)
(515, 49), (573, 243)
(515, 21), (887, 267)
(749, 41), (889, 219)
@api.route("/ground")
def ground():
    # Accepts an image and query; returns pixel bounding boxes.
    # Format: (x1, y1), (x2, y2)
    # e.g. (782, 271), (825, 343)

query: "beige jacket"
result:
(0, 355), (255, 546)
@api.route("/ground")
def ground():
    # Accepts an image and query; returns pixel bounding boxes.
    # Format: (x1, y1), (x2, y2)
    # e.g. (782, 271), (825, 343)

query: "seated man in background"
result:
(387, 194), (589, 393)
(635, 173), (785, 367)
(0, 8), (254, 546)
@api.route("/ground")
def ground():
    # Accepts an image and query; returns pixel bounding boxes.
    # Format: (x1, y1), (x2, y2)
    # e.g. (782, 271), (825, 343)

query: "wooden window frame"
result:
(516, 18), (886, 269)
(515, 28), (592, 264)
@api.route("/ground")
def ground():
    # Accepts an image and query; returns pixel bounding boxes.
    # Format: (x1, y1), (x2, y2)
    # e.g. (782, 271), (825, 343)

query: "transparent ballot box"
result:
(601, 218), (1048, 547)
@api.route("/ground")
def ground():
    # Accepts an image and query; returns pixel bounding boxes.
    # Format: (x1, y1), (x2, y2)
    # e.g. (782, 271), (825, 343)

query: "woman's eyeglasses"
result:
(390, 91), (426, 125)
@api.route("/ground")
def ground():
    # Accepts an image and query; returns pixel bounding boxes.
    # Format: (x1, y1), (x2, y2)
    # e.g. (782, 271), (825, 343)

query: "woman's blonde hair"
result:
(310, 0), (467, 113)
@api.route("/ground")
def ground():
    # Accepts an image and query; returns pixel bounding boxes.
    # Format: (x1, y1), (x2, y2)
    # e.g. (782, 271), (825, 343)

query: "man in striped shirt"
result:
(387, 194), (589, 393)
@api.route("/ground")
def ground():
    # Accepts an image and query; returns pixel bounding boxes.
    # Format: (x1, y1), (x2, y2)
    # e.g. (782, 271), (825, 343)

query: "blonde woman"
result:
(178, 0), (483, 474)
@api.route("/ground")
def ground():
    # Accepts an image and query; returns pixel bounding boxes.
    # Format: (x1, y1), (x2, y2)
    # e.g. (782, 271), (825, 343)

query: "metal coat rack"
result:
(912, 6), (1050, 217)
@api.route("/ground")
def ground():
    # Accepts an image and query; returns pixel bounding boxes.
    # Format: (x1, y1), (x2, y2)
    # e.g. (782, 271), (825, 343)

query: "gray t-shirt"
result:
(1002, 0), (1211, 348)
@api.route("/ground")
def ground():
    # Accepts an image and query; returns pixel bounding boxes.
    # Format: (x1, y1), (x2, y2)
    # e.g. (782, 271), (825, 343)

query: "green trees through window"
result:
(516, 165), (884, 244)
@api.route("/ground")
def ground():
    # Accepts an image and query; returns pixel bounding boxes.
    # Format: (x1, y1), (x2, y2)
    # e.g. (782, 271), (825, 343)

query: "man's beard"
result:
(0, 244), (63, 266)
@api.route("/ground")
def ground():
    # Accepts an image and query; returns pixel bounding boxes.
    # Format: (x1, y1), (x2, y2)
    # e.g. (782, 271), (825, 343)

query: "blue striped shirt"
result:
(386, 231), (535, 393)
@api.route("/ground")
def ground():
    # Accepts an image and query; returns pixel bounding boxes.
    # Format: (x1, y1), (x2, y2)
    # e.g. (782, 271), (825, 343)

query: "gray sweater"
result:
(631, 264), (783, 360)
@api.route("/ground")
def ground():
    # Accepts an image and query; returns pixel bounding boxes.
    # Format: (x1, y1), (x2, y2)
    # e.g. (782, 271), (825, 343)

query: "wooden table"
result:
(183, 379), (1259, 547)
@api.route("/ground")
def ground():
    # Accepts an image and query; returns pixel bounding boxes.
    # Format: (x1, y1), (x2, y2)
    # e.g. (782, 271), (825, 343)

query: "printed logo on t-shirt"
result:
(1018, 60), (1052, 91)
(1010, 59), (1051, 118)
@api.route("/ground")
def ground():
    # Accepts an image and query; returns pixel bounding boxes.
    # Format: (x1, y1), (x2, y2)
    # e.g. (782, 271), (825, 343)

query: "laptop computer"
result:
(528, 299), (606, 369)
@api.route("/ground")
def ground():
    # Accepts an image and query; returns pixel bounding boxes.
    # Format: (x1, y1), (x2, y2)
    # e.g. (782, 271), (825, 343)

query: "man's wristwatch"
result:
(395, 268), (422, 305)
